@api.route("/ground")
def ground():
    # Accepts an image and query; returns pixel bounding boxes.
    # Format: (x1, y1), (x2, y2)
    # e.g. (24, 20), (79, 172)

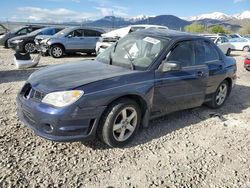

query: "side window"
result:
(68, 29), (84, 37)
(204, 42), (219, 62)
(168, 41), (195, 67)
(84, 29), (97, 37)
(17, 28), (28, 35)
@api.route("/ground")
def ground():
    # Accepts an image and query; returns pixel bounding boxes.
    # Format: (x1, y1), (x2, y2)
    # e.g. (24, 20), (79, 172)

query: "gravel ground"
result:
(0, 47), (250, 188)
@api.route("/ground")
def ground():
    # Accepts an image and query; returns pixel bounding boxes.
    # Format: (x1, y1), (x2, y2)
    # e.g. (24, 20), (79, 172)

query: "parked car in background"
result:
(244, 56), (250, 71)
(8, 27), (64, 53)
(17, 29), (236, 147)
(37, 27), (104, 58)
(0, 25), (43, 48)
(0, 24), (9, 35)
(229, 38), (250, 52)
(229, 33), (243, 39)
(96, 24), (168, 54)
(203, 35), (234, 56)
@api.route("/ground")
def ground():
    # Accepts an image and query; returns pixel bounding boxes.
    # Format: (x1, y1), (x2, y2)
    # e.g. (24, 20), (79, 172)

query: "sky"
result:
(0, 0), (249, 22)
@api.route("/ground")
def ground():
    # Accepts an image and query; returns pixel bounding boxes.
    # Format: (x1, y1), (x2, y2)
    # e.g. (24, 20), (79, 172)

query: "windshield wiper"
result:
(122, 47), (135, 70)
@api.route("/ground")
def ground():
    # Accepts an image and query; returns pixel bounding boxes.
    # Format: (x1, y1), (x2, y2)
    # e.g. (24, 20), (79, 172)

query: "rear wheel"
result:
(50, 45), (64, 58)
(24, 42), (36, 53)
(207, 80), (229, 109)
(243, 46), (250, 52)
(97, 98), (141, 147)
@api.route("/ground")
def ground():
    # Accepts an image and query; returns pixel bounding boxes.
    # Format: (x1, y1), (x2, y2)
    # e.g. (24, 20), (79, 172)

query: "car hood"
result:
(35, 35), (51, 40)
(9, 35), (27, 41)
(28, 60), (135, 93)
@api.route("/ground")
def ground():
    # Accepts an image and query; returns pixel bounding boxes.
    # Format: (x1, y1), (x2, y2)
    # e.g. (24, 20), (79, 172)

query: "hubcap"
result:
(113, 107), (137, 142)
(52, 47), (62, 57)
(25, 43), (35, 53)
(216, 83), (227, 105)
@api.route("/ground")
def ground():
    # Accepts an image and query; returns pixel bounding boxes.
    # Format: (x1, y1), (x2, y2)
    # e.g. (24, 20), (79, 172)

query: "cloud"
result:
(233, 0), (244, 3)
(95, 6), (128, 17)
(17, 7), (95, 22)
(71, 0), (80, 3)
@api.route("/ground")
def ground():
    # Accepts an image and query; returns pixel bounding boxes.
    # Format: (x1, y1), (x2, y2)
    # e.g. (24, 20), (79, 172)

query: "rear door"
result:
(203, 40), (225, 94)
(153, 40), (209, 116)
(65, 29), (84, 50)
(82, 29), (102, 50)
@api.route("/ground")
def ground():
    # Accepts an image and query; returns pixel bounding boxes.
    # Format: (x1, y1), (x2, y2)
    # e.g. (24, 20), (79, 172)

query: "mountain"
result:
(188, 12), (232, 21)
(86, 16), (131, 27)
(85, 15), (190, 30)
(134, 15), (190, 30)
(234, 11), (250, 19)
(187, 11), (250, 21)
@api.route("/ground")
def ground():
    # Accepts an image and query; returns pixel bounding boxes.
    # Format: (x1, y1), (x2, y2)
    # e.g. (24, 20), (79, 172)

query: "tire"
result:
(206, 80), (229, 109)
(24, 42), (36, 53)
(243, 46), (250, 52)
(50, 45), (64, 58)
(226, 48), (231, 56)
(97, 98), (141, 148)
(4, 40), (9, 48)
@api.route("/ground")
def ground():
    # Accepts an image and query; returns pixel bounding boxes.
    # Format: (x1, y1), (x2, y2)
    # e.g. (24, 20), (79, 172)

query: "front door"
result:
(152, 40), (209, 117)
(65, 29), (85, 50)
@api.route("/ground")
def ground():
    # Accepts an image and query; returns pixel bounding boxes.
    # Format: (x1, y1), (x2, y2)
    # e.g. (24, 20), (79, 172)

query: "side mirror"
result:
(159, 60), (182, 72)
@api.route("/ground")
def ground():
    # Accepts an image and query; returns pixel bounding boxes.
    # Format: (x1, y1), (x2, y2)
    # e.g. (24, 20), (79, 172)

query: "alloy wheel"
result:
(216, 83), (228, 106)
(113, 107), (138, 142)
(25, 43), (35, 53)
(52, 47), (63, 57)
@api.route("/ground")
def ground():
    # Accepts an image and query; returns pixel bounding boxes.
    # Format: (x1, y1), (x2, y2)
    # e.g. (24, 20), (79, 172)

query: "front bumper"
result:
(8, 41), (24, 52)
(16, 92), (106, 142)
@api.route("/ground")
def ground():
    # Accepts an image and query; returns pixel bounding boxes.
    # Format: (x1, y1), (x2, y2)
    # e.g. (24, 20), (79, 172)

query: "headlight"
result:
(12, 39), (23, 43)
(41, 38), (50, 44)
(0, 35), (5, 39)
(42, 90), (84, 107)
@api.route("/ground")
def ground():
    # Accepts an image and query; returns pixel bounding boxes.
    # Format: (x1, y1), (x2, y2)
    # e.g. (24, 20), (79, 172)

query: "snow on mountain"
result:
(129, 15), (154, 22)
(187, 12), (232, 21)
(234, 11), (250, 19)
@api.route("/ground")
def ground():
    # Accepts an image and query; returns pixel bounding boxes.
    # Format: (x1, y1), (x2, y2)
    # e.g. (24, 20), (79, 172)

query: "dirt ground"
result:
(0, 47), (250, 188)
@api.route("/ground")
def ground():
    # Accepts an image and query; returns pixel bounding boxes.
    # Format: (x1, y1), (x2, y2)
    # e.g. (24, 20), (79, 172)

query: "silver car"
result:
(39, 27), (104, 58)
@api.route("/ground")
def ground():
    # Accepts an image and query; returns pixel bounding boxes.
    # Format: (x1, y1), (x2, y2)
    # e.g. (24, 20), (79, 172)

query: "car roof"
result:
(67, 26), (104, 33)
(134, 28), (204, 40)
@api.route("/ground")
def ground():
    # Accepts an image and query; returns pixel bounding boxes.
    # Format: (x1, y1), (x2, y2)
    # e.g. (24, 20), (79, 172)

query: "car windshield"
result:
(28, 28), (46, 35)
(96, 34), (169, 70)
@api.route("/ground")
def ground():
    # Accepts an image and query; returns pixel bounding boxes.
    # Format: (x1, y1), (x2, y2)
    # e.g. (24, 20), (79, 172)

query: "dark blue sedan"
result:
(17, 29), (237, 147)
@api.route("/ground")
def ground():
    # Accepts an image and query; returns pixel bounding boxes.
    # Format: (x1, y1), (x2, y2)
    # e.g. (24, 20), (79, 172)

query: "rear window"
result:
(84, 29), (102, 37)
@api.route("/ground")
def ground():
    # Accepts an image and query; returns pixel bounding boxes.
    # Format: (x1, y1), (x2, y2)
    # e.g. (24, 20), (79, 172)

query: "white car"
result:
(229, 38), (250, 52)
(96, 24), (168, 54)
(203, 35), (234, 56)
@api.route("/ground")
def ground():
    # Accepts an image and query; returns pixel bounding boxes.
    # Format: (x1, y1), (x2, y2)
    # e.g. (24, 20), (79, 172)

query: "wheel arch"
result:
(224, 77), (233, 96)
(50, 43), (65, 50)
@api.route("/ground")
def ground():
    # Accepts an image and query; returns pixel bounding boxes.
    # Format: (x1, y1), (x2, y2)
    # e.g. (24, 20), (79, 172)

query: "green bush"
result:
(184, 22), (206, 33)
(209, 25), (230, 34)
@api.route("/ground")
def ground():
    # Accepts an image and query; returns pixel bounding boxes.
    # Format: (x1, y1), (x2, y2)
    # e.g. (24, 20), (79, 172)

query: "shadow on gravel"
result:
(0, 67), (43, 84)
(82, 84), (250, 150)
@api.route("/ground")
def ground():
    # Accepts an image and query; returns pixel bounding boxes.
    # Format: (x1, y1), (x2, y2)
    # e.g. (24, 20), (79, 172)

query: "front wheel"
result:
(207, 80), (229, 109)
(98, 98), (141, 147)
(24, 42), (36, 53)
(50, 45), (64, 58)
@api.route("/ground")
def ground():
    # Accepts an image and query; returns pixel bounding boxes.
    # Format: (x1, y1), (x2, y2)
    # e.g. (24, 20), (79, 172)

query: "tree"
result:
(240, 23), (250, 35)
(209, 25), (230, 34)
(184, 22), (206, 33)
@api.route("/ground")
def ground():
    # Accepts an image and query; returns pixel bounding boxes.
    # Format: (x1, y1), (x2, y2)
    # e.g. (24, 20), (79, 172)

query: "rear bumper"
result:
(16, 95), (106, 142)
